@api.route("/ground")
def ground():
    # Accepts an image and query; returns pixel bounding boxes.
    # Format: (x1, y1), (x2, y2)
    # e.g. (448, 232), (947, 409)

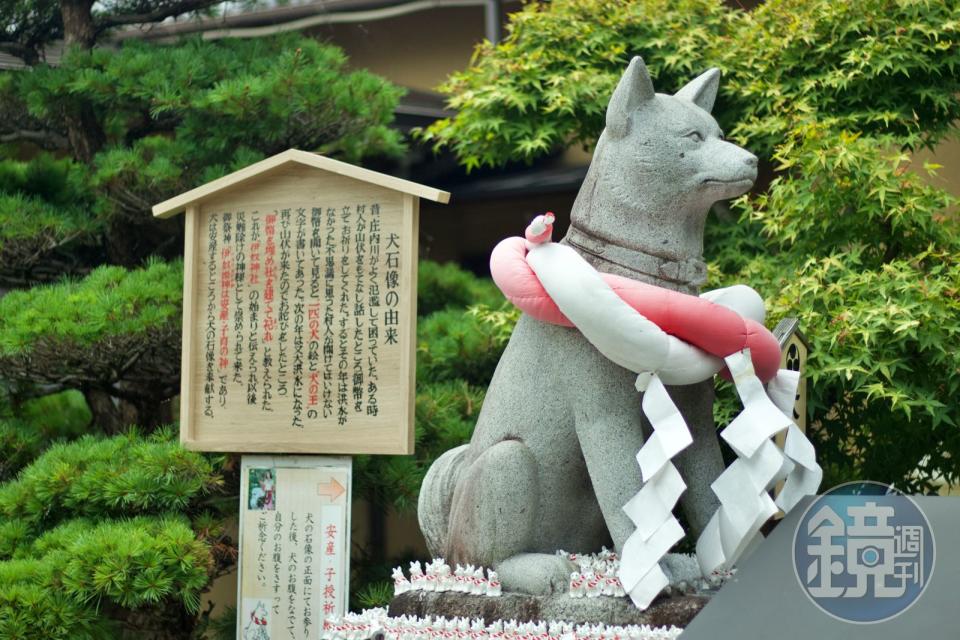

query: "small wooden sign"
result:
(237, 455), (352, 640)
(772, 317), (809, 510)
(772, 317), (809, 439)
(154, 150), (449, 454)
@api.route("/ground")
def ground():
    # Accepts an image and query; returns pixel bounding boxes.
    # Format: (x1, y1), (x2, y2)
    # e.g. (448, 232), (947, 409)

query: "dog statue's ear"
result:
(606, 56), (656, 138)
(675, 68), (721, 113)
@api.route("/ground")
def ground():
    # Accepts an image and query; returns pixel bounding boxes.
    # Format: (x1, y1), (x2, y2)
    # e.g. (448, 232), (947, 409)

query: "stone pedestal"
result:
(388, 591), (708, 628)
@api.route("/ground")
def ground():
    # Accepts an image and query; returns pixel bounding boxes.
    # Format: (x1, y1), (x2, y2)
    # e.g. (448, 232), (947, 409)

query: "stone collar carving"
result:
(565, 225), (708, 289)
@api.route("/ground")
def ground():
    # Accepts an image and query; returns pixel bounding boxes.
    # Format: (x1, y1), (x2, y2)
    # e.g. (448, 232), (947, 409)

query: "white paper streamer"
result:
(517, 224), (821, 607)
(695, 351), (822, 575)
(766, 369), (800, 413)
(618, 375), (691, 609)
(766, 370), (824, 513)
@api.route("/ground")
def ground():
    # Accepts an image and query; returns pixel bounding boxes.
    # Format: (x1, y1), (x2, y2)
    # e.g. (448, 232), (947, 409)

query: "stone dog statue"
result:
(418, 57), (759, 595)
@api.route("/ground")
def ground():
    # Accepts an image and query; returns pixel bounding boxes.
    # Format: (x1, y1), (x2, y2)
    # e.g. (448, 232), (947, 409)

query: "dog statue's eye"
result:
(685, 131), (704, 143)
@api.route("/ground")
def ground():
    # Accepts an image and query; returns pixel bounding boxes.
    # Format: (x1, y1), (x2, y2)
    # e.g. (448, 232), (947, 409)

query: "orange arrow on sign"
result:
(317, 477), (346, 502)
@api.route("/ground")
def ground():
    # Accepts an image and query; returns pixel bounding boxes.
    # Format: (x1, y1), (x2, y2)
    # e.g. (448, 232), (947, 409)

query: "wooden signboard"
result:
(237, 455), (351, 640)
(154, 150), (449, 454)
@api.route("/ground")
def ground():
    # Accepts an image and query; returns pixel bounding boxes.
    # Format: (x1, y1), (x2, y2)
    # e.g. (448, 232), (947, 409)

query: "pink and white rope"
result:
(490, 215), (822, 608)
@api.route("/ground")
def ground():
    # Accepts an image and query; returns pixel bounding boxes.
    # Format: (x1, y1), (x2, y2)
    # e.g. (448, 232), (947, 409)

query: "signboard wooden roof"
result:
(153, 149), (450, 218)
(157, 149), (449, 454)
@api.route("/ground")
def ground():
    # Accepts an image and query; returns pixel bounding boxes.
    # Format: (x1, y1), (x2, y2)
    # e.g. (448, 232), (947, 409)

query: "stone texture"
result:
(417, 56), (759, 596)
(389, 591), (709, 629)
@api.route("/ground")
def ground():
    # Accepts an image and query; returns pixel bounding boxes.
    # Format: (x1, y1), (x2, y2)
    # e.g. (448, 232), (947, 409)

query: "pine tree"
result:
(0, 2), (408, 636)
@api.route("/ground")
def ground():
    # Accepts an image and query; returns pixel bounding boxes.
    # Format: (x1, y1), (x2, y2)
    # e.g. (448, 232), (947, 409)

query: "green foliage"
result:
(0, 391), (91, 482)
(414, 263), (516, 389)
(0, 0), (61, 63)
(0, 259), (183, 404)
(0, 515), (210, 639)
(0, 8), (412, 636)
(13, 36), (404, 219)
(0, 34), (406, 286)
(416, 309), (509, 387)
(0, 150), (100, 287)
(0, 186), (98, 285)
(0, 430), (220, 545)
(467, 302), (522, 347)
(0, 259), (181, 357)
(0, 0), (234, 63)
(15, 390), (92, 438)
(423, 0), (960, 168)
(0, 192), (94, 246)
(194, 605), (238, 640)
(417, 260), (503, 316)
(353, 580), (394, 609)
(0, 153), (92, 208)
(0, 420), (41, 483)
(420, 0), (727, 169)
(760, 250), (960, 492)
(742, 124), (958, 264)
(720, 124), (960, 492)
(0, 431), (221, 638)
(722, 0), (960, 154)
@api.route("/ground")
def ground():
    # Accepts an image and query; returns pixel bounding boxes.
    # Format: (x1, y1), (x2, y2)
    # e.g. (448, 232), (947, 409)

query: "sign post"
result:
(154, 149), (449, 454)
(238, 455), (352, 640)
(154, 149), (449, 638)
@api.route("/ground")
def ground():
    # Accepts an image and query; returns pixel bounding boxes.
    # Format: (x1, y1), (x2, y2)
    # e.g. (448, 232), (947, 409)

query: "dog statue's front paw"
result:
(495, 552), (576, 596)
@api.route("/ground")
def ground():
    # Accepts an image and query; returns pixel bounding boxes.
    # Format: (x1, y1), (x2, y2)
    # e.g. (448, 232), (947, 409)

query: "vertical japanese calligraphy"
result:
(262, 212), (278, 413)
(292, 209), (307, 429)
(247, 215), (262, 407)
(193, 193), (410, 448)
(203, 213), (218, 419)
(367, 206), (381, 417)
(233, 213), (246, 386)
(240, 456), (350, 640)
(181, 164), (422, 454)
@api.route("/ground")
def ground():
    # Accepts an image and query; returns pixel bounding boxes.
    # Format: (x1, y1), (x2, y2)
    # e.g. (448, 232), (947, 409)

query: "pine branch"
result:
(94, 0), (227, 32)
(0, 128), (69, 150)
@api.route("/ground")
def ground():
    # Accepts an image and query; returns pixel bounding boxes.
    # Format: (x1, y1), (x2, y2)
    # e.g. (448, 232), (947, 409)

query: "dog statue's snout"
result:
(744, 154), (758, 168)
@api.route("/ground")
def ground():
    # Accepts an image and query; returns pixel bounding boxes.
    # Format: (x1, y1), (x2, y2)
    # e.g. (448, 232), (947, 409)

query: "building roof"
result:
(153, 148), (450, 218)
(112, 0), (502, 43)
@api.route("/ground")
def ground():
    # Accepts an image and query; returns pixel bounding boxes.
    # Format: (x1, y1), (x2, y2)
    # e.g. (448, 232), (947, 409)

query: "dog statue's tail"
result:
(417, 444), (468, 557)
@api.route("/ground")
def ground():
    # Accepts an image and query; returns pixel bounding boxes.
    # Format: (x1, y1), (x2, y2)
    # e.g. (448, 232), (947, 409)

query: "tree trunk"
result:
(62, 106), (104, 163)
(60, 0), (96, 49)
(85, 388), (138, 434)
(85, 388), (174, 433)
(59, 0), (106, 162)
(132, 396), (175, 430)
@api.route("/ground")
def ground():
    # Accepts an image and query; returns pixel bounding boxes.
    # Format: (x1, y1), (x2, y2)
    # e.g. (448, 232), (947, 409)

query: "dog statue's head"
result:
(570, 57), (758, 265)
